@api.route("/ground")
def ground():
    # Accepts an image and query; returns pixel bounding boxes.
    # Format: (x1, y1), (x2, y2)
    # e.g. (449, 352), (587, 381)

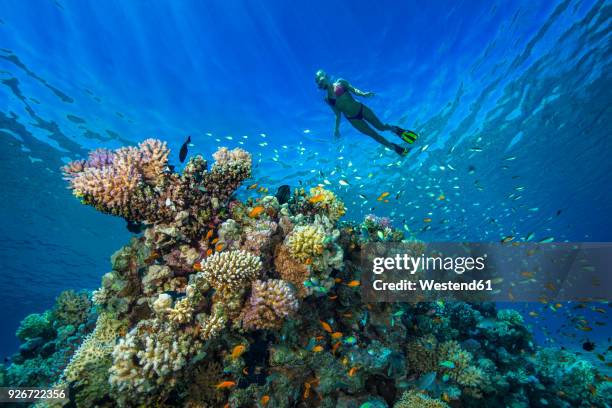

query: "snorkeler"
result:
(315, 70), (418, 156)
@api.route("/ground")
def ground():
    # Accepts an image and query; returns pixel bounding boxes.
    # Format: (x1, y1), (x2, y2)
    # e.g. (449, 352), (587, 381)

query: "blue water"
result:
(0, 0), (610, 355)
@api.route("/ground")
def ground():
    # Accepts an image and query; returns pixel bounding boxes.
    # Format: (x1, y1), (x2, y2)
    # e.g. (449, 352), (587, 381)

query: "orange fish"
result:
(331, 342), (341, 354)
(348, 367), (359, 377)
(334, 277), (343, 283)
(211, 238), (219, 244)
(438, 195), (446, 201)
(193, 262), (202, 271)
(376, 192), (390, 201)
(521, 271), (534, 278)
(383, 199), (389, 203)
(315, 335), (324, 341)
(331, 332), (343, 339)
(231, 345), (246, 359)
(312, 345), (324, 352)
(247, 183), (258, 190)
(303, 383), (311, 399)
(579, 326), (593, 332)
(242, 367), (249, 375)
(145, 251), (159, 263)
(206, 248), (213, 257)
(248, 206), (265, 218)
(345, 280), (360, 287)
(423, 217), (432, 223)
(320, 321), (333, 333)
(309, 194), (325, 204)
(342, 312), (353, 318)
(304, 258), (312, 265)
(205, 229), (214, 240)
(260, 395), (270, 406)
(216, 243), (224, 252)
(216, 381), (236, 389)
(328, 295), (338, 300)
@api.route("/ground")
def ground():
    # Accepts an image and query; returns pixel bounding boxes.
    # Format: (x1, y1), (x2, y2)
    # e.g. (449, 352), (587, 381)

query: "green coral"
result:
(52, 290), (92, 328)
(16, 312), (55, 342)
(394, 390), (450, 408)
(62, 312), (125, 407)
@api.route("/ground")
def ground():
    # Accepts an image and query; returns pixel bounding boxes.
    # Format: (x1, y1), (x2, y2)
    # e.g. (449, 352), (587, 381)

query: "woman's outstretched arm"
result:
(339, 79), (375, 97)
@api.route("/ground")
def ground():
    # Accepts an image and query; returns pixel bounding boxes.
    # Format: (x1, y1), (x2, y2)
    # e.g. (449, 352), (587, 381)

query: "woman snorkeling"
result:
(315, 69), (417, 156)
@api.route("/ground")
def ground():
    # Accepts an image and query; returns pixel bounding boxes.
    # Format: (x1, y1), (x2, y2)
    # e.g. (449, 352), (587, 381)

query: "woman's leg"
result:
(348, 118), (400, 151)
(362, 105), (392, 131)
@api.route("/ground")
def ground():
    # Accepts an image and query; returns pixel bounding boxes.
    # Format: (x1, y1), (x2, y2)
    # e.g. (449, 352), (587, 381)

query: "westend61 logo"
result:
(372, 253), (487, 275)
(361, 242), (612, 303)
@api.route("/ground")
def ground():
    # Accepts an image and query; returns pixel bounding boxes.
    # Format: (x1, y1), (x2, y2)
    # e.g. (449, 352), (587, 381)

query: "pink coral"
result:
(240, 279), (299, 330)
(63, 141), (252, 239)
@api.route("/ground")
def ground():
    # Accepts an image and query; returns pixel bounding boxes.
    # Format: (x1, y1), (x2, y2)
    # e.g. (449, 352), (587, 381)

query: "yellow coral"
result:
(286, 225), (325, 263)
(406, 337), (486, 391)
(307, 186), (346, 222)
(394, 390), (450, 408)
(197, 311), (226, 340)
(63, 313), (124, 383)
(166, 297), (195, 324)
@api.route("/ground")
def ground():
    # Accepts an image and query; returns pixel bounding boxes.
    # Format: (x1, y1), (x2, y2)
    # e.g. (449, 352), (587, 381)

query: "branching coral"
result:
(406, 337), (486, 392)
(240, 279), (299, 330)
(200, 249), (262, 292)
(109, 318), (202, 395)
(52, 290), (92, 328)
(305, 186), (346, 222)
(394, 390), (450, 408)
(63, 142), (251, 238)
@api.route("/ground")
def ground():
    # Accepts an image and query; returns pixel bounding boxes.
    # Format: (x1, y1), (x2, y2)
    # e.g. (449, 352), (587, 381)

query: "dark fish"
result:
(179, 135), (191, 163)
(275, 185), (291, 205)
(582, 340), (595, 351)
(467, 165), (476, 174)
(556, 209), (562, 216)
(126, 220), (144, 234)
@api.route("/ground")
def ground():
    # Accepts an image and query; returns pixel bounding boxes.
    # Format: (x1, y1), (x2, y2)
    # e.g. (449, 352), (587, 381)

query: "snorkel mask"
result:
(315, 69), (328, 89)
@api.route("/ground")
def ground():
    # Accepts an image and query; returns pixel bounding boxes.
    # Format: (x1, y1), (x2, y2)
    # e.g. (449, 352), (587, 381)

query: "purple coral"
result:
(240, 279), (299, 330)
(87, 148), (115, 168)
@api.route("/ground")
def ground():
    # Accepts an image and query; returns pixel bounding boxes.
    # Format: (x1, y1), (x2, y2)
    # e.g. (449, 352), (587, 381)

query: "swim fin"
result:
(392, 126), (418, 144)
(392, 144), (410, 156)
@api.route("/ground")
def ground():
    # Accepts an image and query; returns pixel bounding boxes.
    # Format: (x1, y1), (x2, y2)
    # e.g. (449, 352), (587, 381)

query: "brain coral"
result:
(240, 279), (299, 330)
(286, 225), (325, 263)
(274, 243), (311, 298)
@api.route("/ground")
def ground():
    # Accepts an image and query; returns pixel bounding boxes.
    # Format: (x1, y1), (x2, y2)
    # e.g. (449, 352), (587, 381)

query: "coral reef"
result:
(6, 140), (609, 408)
